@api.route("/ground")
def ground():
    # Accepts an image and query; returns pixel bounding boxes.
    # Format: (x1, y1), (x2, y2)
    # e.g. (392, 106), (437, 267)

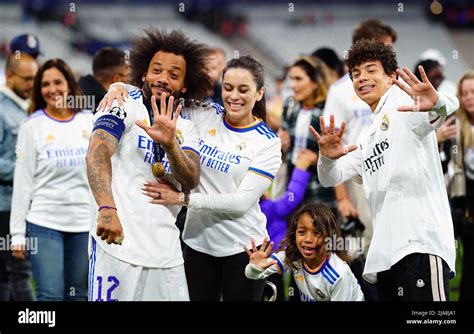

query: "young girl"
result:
(244, 201), (364, 301)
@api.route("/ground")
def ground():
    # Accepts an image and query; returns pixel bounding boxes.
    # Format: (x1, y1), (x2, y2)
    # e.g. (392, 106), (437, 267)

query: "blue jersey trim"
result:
(321, 269), (335, 285)
(326, 263), (340, 279)
(255, 123), (278, 139)
(43, 108), (76, 123)
(248, 167), (274, 181)
(129, 89), (142, 100)
(270, 254), (285, 273)
(89, 237), (97, 301)
(323, 266), (337, 282)
(212, 103), (225, 115)
(223, 117), (262, 132)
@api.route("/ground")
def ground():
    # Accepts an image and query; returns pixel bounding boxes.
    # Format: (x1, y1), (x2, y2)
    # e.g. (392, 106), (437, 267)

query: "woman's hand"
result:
(278, 129), (291, 153)
(337, 198), (359, 219)
(142, 178), (182, 205)
(96, 83), (129, 112)
(295, 149), (318, 170)
(11, 244), (27, 260)
(243, 237), (277, 270)
(309, 115), (358, 160)
(436, 116), (457, 144)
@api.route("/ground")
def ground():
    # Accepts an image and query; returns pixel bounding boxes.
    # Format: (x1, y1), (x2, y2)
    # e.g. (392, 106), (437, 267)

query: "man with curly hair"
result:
(312, 39), (459, 301)
(86, 29), (211, 301)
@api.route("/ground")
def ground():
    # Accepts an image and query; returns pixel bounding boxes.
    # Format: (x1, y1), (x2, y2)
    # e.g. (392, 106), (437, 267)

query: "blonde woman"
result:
(450, 71), (474, 301)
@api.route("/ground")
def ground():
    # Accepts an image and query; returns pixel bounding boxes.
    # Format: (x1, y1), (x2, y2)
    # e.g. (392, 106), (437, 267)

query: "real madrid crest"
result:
(235, 142), (247, 151)
(314, 288), (326, 301)
(380, 114), (389, 131)
(175, 130), (184, 145)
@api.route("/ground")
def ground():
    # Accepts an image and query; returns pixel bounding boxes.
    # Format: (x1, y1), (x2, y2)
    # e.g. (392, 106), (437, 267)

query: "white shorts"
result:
(88, 237), (189, 301)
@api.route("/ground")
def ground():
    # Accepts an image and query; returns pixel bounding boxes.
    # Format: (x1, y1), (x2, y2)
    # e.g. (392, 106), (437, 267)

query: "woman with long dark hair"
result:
(10, 58), (92, 300)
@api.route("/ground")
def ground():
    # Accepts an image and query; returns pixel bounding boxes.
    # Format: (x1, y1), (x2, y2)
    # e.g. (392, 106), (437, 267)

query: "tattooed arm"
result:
(162, 142), (200, 190)
(86, 129), (124, 245)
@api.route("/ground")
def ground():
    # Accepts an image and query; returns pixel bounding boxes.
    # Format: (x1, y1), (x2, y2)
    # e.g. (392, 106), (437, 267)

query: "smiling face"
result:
(222, 67), (264, 126)
(143, 51), (187, 101)
(460, 78), (474, 119)
(295, 213), (327, 269)
(352, 60), (396, 112)
(40, 67), (69, 110)
(289, 66), (318, 106)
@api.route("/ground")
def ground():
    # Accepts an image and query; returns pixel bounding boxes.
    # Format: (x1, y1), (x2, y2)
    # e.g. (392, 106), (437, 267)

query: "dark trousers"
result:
(183, 245), (265, 301)
(349, 255), (380, 301)
(0, 211), (34, 301)
(459, 223), (474, 301)
(377, 253), (450, 301)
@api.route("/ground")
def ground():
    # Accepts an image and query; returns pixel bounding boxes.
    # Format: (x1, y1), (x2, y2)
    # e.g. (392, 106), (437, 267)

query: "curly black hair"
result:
(347, 39), (398, 80)
(129, 29), (212, 100)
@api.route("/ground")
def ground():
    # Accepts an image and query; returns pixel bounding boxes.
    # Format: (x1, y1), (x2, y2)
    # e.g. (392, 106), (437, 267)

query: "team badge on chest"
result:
(315, 288), (326, 301)
(380, 114), (389, 131)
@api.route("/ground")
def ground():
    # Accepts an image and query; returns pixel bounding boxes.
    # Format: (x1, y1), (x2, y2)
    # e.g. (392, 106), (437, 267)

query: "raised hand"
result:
(309, 115), (358, 160)
(96, 83), (129, 112)
(393, 66), (440, 112)
(243, 237), (277, 270)
(135, 93), (183, 149)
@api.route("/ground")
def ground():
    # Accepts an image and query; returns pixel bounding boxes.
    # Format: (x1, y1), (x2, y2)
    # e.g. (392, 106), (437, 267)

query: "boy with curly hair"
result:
(312, 39), (459, 301)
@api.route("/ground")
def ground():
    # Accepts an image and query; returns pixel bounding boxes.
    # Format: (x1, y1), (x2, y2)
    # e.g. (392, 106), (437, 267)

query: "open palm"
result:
(309, 115), (358, 160)
(136, 93), (182, 147)
(244, 238), (277, 269)
(393, 66), (440, 112)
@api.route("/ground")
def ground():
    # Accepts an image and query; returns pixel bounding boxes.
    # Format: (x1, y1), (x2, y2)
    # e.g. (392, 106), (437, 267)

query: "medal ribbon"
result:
(145, 103), (165, 165)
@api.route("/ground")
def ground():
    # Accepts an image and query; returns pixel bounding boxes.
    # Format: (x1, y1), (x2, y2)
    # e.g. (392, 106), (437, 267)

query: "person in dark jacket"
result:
(78, 47), (129, 112)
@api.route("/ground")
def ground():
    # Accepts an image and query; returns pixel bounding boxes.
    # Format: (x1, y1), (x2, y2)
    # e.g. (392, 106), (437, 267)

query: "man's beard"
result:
(12, 86), (30, 100)
(142, 82), (182, 110)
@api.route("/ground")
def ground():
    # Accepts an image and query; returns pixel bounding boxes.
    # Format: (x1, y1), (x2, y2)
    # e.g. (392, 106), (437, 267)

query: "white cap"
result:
(419, 49), (446, 66)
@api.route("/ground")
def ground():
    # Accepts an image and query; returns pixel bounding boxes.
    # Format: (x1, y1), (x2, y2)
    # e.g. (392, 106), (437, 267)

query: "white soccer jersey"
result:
(181, 103), (282, 257)
(323, 74), (372, 146)
(90, 88), (200, 268)
(10, 109), (93, 246)
(245, 251), (364, 301)
(317, 85), (459, 283)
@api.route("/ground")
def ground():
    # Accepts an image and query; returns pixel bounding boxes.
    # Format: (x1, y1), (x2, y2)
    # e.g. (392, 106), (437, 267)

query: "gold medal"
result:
(152, 162), (165, 178)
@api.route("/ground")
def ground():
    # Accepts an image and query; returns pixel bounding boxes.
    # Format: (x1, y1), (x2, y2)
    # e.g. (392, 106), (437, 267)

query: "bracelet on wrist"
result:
(180, 191), (190, 206)
(98, 205), (117, 212)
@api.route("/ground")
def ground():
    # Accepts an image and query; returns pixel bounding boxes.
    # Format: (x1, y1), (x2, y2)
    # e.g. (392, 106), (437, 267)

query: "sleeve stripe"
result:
(322, 269), (335, 285)
(327, 263), (340, 278)
(248, 167), (274, 181)
(270, 254), (284, 274)
(181, 146), (200, 157)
